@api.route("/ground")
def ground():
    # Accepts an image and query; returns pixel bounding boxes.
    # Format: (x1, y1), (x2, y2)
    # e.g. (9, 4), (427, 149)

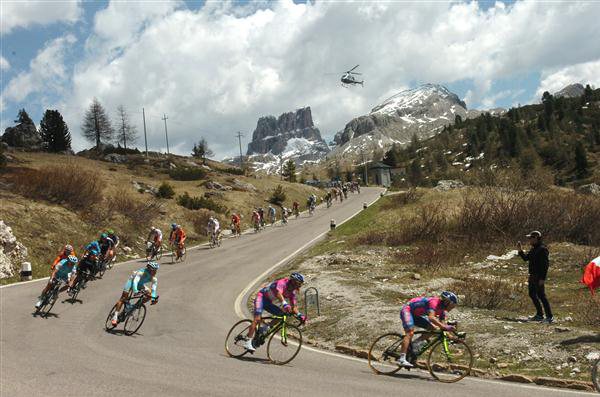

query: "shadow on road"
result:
(494, 316), (528, 323)
(560, 334), (600, 346)
(31, 311), (59, 319)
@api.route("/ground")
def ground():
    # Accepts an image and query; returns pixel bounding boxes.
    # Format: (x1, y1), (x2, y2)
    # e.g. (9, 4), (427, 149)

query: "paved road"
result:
(1, 188), (594, 396)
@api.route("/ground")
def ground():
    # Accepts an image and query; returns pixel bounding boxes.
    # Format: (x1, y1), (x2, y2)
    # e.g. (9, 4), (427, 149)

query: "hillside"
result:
(382, 85), (600, 188)
(0, 151), (322, 284)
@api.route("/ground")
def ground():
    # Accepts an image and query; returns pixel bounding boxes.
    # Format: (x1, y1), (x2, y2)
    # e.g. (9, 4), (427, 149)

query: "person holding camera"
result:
(518, 231), (553, 323)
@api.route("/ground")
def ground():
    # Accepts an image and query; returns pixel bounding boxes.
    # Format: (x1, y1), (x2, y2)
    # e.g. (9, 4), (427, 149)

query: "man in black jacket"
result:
(518, 231), (553, 323)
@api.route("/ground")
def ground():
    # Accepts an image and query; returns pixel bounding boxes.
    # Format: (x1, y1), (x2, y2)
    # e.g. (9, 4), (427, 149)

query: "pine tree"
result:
(82, 98), (114, 149)
(191, 137), (214, 164)
(39, 109), (71, 152)
(383, 146), (399, 167)
(282, 159), (297, 182)
(15, 108), (33, 124)
(574, 141), (589, 179)
(409, 158), (422, 186)
(115, 105), (138, 150)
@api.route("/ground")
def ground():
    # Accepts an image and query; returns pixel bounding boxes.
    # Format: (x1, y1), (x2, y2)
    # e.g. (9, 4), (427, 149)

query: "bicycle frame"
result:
(260, 314), (295, 343)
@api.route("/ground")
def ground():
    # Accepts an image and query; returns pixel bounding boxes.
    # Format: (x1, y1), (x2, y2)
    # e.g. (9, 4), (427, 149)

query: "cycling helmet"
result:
(107, 229), (114, 235)
(64, 244), (73, 253)
(290, 272), (305, 284)
(441, 291), (458, 305)
(147, 261), (160, 270)
(67, 255), (78, 264)
(171, 223), (177, 230)
(89, 249), (100, 256)
(101, 232), (108, 239)
(151, 226), (156, 231)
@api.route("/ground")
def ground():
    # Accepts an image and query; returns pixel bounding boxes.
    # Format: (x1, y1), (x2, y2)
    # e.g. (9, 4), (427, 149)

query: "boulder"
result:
(433, 180), (465, 192)
(0, 220), (28, 279)
(204, 191), (225, 199)
(232, 178), (257, 192)
(576, 183), (600, 195)
(500, 374), (533, 384)
(1, 121), (43, 150)
(122, 246), (132, 254)
(104, 153), (127, 163)
(131, 181), (158, 196)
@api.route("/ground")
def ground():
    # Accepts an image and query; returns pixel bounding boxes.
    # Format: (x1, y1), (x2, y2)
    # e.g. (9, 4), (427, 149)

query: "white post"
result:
(330, 219), (336, 230)
(363, 202), (367, 209)
(21, 262), (32, 281)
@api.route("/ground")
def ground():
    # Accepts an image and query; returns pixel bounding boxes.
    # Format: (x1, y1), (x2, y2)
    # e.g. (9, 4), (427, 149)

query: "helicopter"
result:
(327, 65), (364, 87)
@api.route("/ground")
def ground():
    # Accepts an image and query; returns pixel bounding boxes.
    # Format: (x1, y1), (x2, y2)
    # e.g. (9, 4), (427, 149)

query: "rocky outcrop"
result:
(247, 107), (329, 157)
(0, 220), (28, 279)
(576, 183), (600, 195)
(554, 83), (585, 98)
(1, 120), (43, 150)
(433, 180), (465, 192)
(232, 178), (257, 192)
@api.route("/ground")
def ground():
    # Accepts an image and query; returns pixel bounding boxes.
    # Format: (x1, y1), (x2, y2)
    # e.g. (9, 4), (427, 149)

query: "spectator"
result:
(518, 231), (553, 323)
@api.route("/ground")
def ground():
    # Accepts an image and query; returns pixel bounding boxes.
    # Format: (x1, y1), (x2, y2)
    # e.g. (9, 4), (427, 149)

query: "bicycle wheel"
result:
(592, 358), (600, 392)
(105, 304), (118, 331)
(171, 245), (177, 263)
(368, 333), (403, 375)
(267, 323), (302, 365)
(225, 319), (253, 358)
(146, 248), (154, 261)
(427, 338), (473, 383)
(123, 304), (147, 336)
(156, 245), (163, 261)
(41, 288), (60, 317)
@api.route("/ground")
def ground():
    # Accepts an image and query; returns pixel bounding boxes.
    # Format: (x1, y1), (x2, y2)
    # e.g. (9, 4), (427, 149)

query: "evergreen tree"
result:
(15, 108), (33, 124)
(115, 105), (138, 150)
(542, 91), (555, 121)
(191, 137), (214, 164)
(282, 159), (297, 182)
(82, 98), (114, 148)
(574, 141), (589, 179)
(408, 158), (422, 186)
(434, 150), (448, 172)
(454, 114), (463, 127)
(383, 145), (399, 167)
(39, 109), (71, 152)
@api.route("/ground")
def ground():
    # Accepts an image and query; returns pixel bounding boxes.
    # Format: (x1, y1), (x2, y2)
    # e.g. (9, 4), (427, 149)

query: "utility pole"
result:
(162, 114), (170, 155)
(142, 108), (148, 157)
(235, 131), (244, 168)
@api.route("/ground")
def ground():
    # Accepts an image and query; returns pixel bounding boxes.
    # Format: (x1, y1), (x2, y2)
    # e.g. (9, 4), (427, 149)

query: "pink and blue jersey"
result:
(254, 278), (298, 316)
(400, 296), (446, 331)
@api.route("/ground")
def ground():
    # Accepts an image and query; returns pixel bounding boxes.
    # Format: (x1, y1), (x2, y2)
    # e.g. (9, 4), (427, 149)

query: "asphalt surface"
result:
(1, 187), (594, 396)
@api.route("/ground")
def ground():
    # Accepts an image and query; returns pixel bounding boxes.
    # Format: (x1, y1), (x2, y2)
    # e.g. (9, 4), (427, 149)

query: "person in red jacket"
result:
(582, 256), (600, 295)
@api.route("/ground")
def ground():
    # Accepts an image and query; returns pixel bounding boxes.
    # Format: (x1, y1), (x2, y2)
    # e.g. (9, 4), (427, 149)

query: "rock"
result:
(412, 273), (421, 280)
(201, 164), (211, 170)
(132, 181), (158, 196)
(205, 181), (214, 189)
(433, 180), (465, 192)
(469, 368), (487, 377)
(185, 160), (199, 167)
(0, 220), (28, 279)
(586, 352), (600, 361)
(334, 345), (369, 360)
(104, 153), (127, 163)
(501, 374), (533, 384)
(489, 357), (497, 364)
(567, 356), (577, 363)
(1, 119), (43, 150)
(555, 327), (571, 333)
(576, 183), (600, 195)
(169, 162), (177, 169)
(497, 363), (509, 369)
(571, 367), (580, 373)
(232, 178), (257, 192)
(122, 246), (132, 254)
(564, 316), (573, 322)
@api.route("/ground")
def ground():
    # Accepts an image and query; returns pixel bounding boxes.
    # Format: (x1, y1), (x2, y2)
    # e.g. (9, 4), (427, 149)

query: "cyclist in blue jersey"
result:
(111, 261), (159, 326)
(35, 255), (78, 308)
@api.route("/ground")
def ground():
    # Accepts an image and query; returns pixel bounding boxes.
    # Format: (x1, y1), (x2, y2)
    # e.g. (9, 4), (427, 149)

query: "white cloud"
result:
(536, 59), (600, 97)
(6, 0), (600, 157)
(0, 1), (82, 35)
(0, 55), (9, 70)
(2, 35), (76, 102)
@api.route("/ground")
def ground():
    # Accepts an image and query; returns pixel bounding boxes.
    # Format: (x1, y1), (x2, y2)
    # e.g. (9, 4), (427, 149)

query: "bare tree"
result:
(116, 105), (138, 150)
(82, 98), (113, 149)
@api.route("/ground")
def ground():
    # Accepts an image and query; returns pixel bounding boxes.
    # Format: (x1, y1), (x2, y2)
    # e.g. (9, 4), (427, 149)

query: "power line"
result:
(162, 114), (170, 155)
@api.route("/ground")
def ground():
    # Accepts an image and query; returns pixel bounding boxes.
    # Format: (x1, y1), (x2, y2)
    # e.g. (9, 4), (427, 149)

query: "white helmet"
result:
(150, 226), (156, 231)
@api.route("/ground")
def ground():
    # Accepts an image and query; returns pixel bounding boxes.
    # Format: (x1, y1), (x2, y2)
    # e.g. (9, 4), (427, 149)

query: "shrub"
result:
(13, 165), (105, 209)
(381, 188), (423, 210)
(157, 182), (175, 199)
(104, 146), (140, 155)
(269, 184), (286, 205)
(110, 188), (163, 227)
(222, 167), (245, 175)
(176, 192), (227, 213)
(191, 209), (221, 235)
(449, 277), (528, 311)
(578, 293), (600, 326)
(169, 167), (206, 181)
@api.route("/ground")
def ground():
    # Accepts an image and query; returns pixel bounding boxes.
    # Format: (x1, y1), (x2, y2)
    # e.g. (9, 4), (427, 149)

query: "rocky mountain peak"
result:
(554, 83), (585, 98)
(370, 83), (467, 116)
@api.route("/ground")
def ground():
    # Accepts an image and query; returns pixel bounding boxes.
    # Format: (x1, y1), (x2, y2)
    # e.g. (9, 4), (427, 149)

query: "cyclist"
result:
(207, 217), (220, 242)
(325, 192), (332, 208)
(35, 255), (78, 308)
(258, 207), (265, 227)
(281, 207), (289, 224)
(146, 226), (163, 256)
(251, 209), (261, 231)
(104, 229), (119, 261)
(110, 261), (159, 326)
(99, 233), (115, 264)
(268, 205), (276, 225)
(292, 201), (299, 218)
(51, 244), (76, 270)
(242, 272), (306, 352)
(231, 213), (241, 236)
(396, 291), (458, 368)
(169, 224), (186, 260)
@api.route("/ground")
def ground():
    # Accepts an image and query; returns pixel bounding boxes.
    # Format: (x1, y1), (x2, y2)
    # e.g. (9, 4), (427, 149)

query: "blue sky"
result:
(1, 0), (599, 157)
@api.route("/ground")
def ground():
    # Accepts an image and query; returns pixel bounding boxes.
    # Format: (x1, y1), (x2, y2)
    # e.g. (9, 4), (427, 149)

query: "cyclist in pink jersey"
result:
(242, 272), (306, 352)
(396, 291), (458, 367)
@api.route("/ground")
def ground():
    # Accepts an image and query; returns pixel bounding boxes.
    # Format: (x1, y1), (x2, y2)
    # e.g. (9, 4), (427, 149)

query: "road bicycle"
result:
(145, 241), (163, 261)
(592, 357), (600, 393)
(209, 231), (222, 248)
(225, 313), (305, 365)
(105, 292), (156, 335)
(67, 271), (94, 302)
(368, 322), (473, 383)
(171, 243), (186, 263)
(34, 278), (65, 317)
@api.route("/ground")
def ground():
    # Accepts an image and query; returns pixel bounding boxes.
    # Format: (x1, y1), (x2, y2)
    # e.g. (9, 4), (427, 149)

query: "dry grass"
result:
(449, 276), (529, 311)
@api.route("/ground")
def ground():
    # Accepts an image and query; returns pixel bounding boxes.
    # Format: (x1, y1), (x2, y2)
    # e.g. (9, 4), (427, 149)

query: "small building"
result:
(368, 162), (392, 187)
